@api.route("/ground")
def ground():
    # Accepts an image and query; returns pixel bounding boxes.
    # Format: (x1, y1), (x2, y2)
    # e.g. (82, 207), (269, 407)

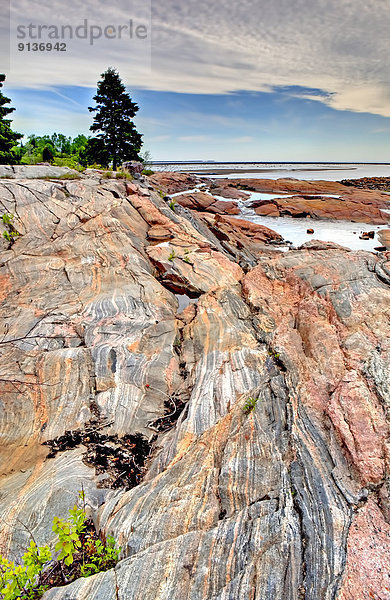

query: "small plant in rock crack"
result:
(1, 213), (20, 245)
(168, 249), (176, 262)
(52, 503), (86, 567)
(0, 541), (51, 600)
(1, 214), (13, 226)
(0, 491), (121, 600)
(183, 249), (192, 264)
(168, 198), (176, 211)
(243, 396), (259, 415)
(80, 536), (119, 577)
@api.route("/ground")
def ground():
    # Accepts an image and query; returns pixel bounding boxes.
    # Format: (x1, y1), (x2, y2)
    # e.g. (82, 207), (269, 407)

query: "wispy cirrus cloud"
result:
(3, 0), (390, 118)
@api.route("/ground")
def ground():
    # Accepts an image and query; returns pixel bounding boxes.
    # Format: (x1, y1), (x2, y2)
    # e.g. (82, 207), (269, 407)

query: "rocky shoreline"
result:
(0, 167), (389, 600)
(150, 172), (390, 226)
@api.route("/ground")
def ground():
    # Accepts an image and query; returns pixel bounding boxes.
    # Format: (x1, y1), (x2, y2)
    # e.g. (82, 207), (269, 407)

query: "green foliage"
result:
(0, 75), (22, 165)
(243, 397), (259, 415)
(88, 67), (143, 170)
(115, 171), (132, 180)
(18, 134), (89, 169)
(42, 147), (54, 163)
(101, 169), (132, 180)
(79, 137), (110, 169)
(1, 213), (13, 226)
(52, 157), (84, 172)
(1, 213), (20, 245)
(140, 151), (153, 175)
(80, 536), (119, 578)
(0, 541), (51, 600)
(2, 230), (19, 242)
(52, 505), (86, 567)
(0, 494), (120, 599)
(168, 249), (176, 262)
(168, 199), (176, 211)
(158, 190), (165, 198)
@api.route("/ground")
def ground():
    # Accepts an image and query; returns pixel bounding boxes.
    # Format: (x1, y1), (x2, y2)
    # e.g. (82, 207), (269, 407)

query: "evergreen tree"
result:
(79, 137), (110, 168)
(0, 74), (22, 164)
(88, 68), (143, 170)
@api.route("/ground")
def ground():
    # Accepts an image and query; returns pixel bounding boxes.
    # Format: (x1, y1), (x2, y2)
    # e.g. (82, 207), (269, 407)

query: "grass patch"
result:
(115, 171), (133, 180)
(142, 169), (154, 176)
(243, 397), (259, 415)
(168, 198), (176, 211)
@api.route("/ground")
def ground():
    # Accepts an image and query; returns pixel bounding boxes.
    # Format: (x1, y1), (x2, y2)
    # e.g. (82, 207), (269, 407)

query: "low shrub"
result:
(0, 492), (120, 600)
(243, 397), (259, 415)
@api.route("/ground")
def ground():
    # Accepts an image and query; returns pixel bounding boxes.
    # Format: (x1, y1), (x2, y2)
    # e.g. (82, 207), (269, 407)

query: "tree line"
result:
(0, 68), (147, 171)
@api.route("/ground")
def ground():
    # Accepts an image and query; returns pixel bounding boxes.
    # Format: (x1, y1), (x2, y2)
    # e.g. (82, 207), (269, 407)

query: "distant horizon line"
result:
(151, 161), (390, 166)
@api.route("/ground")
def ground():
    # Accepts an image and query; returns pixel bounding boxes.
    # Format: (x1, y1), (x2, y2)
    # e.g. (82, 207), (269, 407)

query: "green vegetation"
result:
(115, 171), (133, 180)
(0, 69), (150, 171)
(0, 541), (51, 600)
(0, 492), (120, 600)
(0, 74), (22, 165)
(168, 249), (176, 262)
(18, 134), (89, 168)
(243, 397), (259, 415)
(168, 198), (176, 211)
(88, 68), (143, 171)
(101, 170), (132, 180)
(1, 213), (20, 245)
(140, 151), (154, 176)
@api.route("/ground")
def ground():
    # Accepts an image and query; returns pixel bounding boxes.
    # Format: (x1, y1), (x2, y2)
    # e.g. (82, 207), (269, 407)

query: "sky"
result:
(1, 0), (390, 161)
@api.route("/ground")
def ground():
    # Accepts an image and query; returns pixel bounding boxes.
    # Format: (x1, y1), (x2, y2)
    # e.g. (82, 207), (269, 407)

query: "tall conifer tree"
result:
(0, 74), (22, 164)
(88, 68), (143, 171)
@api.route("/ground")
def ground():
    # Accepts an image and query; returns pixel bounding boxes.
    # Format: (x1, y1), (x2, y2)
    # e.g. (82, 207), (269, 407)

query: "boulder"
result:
(174, 191), (240, 215)
(122, 161), (144, 176)
(253, 194), (388, 224)
(378, 229), (390, 249)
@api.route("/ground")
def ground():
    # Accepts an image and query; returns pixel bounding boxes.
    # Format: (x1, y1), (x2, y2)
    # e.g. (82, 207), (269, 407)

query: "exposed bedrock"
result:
(173, 191), (240, 215)
(251, 194), (388, 224)
(0, 170), (389, 600)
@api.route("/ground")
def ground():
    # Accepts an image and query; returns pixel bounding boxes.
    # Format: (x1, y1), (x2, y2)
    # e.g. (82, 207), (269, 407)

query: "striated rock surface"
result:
(0, 169), (389, 600)
(0, 164), (81, 179)
(378, 229), (390, 249)
(149, 171), (203, 194)
(174, 191), (240, 215)
(252, 193), (389, 224)
(217, 176), (351, 195)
